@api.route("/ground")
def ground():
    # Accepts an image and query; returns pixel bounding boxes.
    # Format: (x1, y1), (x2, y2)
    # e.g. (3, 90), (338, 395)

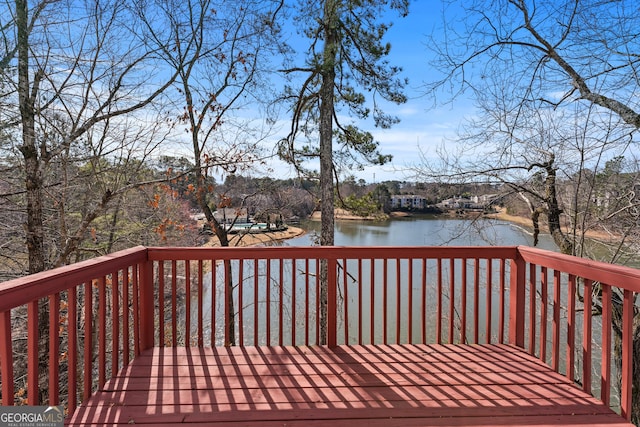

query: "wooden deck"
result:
(67, 344), (632, 426)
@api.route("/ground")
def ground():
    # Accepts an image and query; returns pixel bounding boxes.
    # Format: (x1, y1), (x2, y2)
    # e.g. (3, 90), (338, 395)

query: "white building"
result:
(390, 195), (428, 210)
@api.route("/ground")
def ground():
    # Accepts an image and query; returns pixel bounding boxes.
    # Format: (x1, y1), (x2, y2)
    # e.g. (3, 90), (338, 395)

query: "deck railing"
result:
(0, 245), (637, 421)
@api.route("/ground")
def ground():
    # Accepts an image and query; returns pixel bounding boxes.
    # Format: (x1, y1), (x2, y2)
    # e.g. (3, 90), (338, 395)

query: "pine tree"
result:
(279, 0), (409, 343)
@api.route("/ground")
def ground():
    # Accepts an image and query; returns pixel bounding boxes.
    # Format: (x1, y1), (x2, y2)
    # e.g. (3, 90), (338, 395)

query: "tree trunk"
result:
(16, 0), (50, 403)
(317, 0), (338, 346)
(17, 0), (45, 274)
(540, 156), (639, 423)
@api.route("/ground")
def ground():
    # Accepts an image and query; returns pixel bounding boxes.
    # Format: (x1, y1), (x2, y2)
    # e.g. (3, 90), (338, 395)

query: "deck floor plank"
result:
(67, 344), (633, 426)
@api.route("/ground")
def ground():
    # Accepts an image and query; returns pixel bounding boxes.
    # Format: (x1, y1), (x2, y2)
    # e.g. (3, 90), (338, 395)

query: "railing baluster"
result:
(436, 258), (442, 344)
(315, 258), (320, 345)
(485, 258), (492, 344)
(291, 259), (297, 346)
(449, 258), (455, 344)
(171, 260), (177, 347)
(237, 259), (245, 346)
(408, 258), (413, 345)
(552, 270), (561, 372)
(111, 270), (119, 378)
(305, 258), (310, 346)
(238, 259), (244, 346)
(254, 259), (259, 346)
(383, 259), (388, 344)
(265, 259), (271, 346)
(343, 259), (349, 344)
(461, 258), (467, 344)
(370, 258), (375, 344)
(508, 254), (525, 348)
(498, 259), (505, 344)
(473, 258), (479, 344)
(621, 288), (633, 421)
(582, 278), (592, 394)
(27, 300), (39, 404)
(327, 257), (337, 347)
(600, 283), (612, 407)
(123, 268), (130, 364)
(540, 266), (548, 363)
(528, 263), (536, 355)
(68, 286), (77, 410)
(566, 274), (576, 383)
(223, 260), (231, 347)
(211, 259), (217, 347)
(98, 276), (106, 388)
(83, 281), (93, 401)
(185, 260), (191, 346)
(358, 259), (363, 345)
(158, 261), (164, 347)
(278, 259), (283, 346)
(421, 258), (427, 345)
(396, 258), (401, 344)
(49, 292), (60, 404)
(132, 264), (140, 355)
(198, 260), (204, 347)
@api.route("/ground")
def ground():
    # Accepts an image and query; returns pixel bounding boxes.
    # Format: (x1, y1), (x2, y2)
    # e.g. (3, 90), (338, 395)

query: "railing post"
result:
(327, 257), (337, 347)
(0, 310), (14, 405)
(509, 249), (526, 348)
(138, 253), (155, 351)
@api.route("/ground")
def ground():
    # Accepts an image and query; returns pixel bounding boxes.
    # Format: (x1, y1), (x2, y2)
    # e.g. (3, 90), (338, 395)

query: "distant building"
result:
(438, 194), (498, 210)
(390, 195), (428, 210)
(213, 208), (249, 225)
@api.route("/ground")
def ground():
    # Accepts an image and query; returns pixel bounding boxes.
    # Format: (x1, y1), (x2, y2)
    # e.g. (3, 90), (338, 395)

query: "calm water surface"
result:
(286, 216), (558, 250)
(196, 217), (559, 347)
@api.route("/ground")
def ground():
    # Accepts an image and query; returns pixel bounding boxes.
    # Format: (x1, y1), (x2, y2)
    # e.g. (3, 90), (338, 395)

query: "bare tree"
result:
(416, 74), (640, 421)
(135, 0), (285, 345)
(426, 6), (640, 418)
(1, 0), (182, 403)
(1, 0), (180, 273)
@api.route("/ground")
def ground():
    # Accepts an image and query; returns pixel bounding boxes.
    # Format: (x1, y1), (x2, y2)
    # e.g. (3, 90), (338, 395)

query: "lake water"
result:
(191, 217), (612, 404)
(196, 216), (560, 347)
(286, 216), (559, 250)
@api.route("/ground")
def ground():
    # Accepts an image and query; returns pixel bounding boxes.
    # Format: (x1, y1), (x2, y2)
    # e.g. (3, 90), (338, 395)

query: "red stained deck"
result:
(68, 344), (630, 427)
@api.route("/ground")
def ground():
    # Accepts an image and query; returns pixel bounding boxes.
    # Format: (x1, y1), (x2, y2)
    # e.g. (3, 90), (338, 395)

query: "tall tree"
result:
(1, 0), (180, 403)
(136, 0), (284, 246)
(279, 0), (408, 344)
(425, 0), (640, 415)
(136, 0), (285, 345)
(2, 0), (178, 274)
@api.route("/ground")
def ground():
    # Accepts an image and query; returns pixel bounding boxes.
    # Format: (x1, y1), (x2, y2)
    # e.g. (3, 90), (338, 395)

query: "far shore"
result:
(202, 226), (306, 247)
(202, 207), (618, 248)
(484, 207), (619, 243)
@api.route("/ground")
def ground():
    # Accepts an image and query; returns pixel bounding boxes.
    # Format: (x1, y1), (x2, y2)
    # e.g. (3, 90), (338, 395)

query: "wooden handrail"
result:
(517, 245), (640, 292)
(0, 245), (636, 421)
(0, 246), (148, 313)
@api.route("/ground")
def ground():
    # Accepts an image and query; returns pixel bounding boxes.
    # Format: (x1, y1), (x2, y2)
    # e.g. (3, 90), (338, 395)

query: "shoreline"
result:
(483, 208), (536, 230)
(484, 207), (619, 243)
(202, 208), (617, 248)
(202, 226), (306, 247)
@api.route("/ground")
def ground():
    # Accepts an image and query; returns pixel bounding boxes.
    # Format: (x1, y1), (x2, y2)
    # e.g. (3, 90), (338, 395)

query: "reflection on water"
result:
(286, 216), (558, 250)
(174, 217), (620, 406)
(190, 217), (559, 346)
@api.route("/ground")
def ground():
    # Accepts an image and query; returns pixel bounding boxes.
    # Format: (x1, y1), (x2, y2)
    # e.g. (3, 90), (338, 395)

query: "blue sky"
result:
(265, 1), (475, 183)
